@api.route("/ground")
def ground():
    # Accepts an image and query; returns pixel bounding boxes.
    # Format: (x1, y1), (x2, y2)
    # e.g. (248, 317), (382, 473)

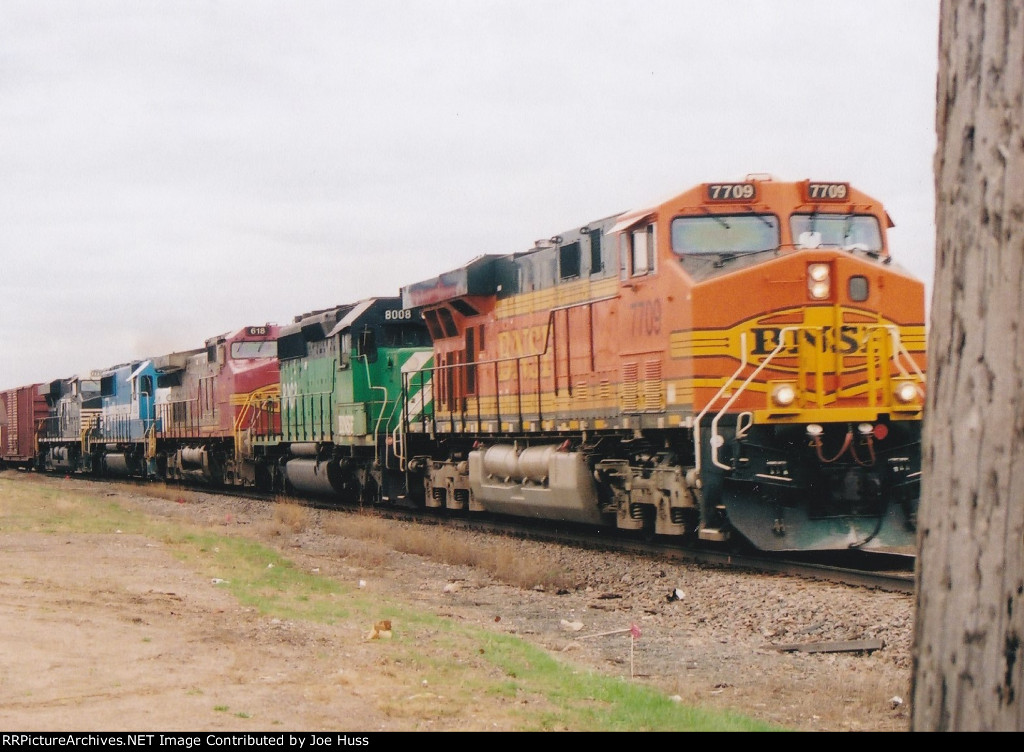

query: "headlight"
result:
(893, 381), (919, 404)
(807, 263), (831, 299)
(771, 382), (797, 407)
(808, 263), (829, 281)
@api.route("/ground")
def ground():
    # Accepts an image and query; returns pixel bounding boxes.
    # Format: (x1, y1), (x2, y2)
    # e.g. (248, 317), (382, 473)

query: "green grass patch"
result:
(0, 474), (786, 732)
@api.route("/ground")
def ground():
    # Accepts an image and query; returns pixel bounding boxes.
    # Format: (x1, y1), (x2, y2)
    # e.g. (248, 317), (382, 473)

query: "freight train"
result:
(0, 175), (927, 555)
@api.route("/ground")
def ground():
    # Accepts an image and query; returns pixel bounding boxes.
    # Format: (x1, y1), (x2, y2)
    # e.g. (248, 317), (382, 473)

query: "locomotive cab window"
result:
(670, 214), (780, 256)
(231, 341), (277, 359)
(790, 213), (882, 251)
(339, 332), (352, 368)
(437, 307), (458, 338)
(559, 241), (581, 281)
(380, 323), (432, 347)
(357, 328), (377, 363)
(588, 229), (604, 276)
(450, 299), (479, 317)
(135, 375), (153, 398)
(624, 224), (655, 277)
(421, 310), (445, 341)
(82, 380), (100, 402)
(156, 372), (183, 389)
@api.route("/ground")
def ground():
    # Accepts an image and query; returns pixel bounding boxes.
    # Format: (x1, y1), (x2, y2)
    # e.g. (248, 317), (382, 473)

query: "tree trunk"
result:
(912, 0), (1024, 731)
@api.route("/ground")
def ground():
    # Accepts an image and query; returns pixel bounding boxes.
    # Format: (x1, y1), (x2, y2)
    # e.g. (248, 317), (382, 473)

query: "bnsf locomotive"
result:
(0, 175), (926, 555)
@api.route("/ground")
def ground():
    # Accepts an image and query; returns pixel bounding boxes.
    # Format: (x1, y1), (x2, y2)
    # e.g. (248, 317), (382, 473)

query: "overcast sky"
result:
(0, 1), (940, 390)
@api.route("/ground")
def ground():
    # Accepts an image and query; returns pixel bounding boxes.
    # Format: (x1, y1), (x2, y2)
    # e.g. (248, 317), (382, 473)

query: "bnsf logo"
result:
(384, 309), (412, 320)
(750, 325), (867, 356)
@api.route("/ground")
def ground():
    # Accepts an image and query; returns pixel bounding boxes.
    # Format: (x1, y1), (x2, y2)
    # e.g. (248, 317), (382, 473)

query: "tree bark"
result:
(912, 0), (1024, 731)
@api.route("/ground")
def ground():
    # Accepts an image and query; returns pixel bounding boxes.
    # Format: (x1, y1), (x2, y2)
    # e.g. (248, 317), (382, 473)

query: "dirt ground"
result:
(0, 474), (914, 732)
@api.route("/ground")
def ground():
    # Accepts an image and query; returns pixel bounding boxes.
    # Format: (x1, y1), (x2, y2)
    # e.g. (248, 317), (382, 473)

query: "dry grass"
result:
(322, 511), (574, 591)
(269, 501), (310, 533)
(134, 482), (197, 504)
(320, 509), (384, 540)
(115, 482), (573, 593)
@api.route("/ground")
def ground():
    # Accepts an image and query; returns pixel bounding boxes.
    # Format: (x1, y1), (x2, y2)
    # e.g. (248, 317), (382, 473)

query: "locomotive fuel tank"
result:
(467, 443), (607, 526)
(284, 458), (345, 497)
(167, 445), (219, 483)
(41, 446), (74, 472)
(101, 452), (137, 477)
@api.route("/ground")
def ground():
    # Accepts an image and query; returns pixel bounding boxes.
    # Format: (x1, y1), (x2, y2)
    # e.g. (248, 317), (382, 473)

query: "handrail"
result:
(693, 332), (751, 476)
(145, 421), (157, 459)
(232, 385), (280, 459)
(886, 325), (927, 395)
(707, 326), (799, 470)
(697, 323), (926, 473)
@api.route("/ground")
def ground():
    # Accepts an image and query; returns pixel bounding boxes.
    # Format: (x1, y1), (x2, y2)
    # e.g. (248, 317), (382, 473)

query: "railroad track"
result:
(331, 499), (917, 594)
(473, 518), (913, 594)
(23, 470), (917, 594)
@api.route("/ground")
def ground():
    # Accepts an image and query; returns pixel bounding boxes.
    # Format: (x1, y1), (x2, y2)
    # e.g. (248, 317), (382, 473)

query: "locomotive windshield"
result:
(379, 323), (432, 348)
(790, 213), (883, 251)
(670, 214), (780, 255)
(231, 341), (277, 359)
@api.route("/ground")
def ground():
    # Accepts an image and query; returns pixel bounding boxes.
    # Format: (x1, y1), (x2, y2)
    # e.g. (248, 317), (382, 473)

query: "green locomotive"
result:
(252, 297), (433, 503)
